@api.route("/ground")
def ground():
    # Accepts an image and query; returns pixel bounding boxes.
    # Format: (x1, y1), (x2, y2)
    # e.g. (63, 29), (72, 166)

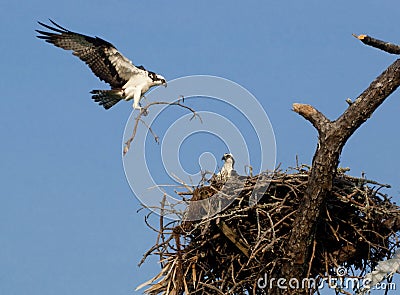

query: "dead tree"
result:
(137, 35), (400, 295)
(277, 35), (400, 294)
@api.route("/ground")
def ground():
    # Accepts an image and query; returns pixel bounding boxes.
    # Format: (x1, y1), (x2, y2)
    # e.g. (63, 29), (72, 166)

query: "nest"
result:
(137, 166), (400, 295)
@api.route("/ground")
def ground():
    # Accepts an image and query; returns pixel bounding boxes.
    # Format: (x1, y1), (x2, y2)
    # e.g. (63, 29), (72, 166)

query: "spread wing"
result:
(36, 19), (144, 88)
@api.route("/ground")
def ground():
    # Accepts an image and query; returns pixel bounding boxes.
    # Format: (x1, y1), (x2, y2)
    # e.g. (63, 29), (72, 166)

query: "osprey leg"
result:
(123, 88), (143, 111)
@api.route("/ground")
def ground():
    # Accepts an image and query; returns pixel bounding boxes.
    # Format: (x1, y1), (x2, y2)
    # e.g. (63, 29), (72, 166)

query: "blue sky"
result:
(1, 1), (400, 294)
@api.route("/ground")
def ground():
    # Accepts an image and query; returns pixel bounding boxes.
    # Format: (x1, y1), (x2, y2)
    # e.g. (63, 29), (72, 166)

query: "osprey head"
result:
(157, 74), (167, 87)
(222, 153), (235, 168)
(148, 71), (167, 87)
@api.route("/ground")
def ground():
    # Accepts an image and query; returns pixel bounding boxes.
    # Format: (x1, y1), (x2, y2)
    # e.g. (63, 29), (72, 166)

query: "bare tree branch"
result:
(123, 99), (201, 156)
(292, 103), (330, 133)
(277, 36), (400, 294)
(353, 34), (400, 54)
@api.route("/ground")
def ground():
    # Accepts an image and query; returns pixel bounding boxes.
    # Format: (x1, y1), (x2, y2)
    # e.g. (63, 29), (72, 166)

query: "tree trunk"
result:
(274, 35), (400, 294)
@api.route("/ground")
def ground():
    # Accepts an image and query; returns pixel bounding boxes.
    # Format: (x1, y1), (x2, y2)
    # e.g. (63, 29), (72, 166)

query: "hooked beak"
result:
(163, 82), (168, 88)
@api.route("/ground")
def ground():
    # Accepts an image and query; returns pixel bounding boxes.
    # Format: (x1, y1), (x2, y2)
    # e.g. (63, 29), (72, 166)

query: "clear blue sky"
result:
(1, 1), (400, 294)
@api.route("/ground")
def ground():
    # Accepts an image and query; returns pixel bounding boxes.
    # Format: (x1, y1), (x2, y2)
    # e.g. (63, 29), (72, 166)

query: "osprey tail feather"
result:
(90, 89), (123, 109)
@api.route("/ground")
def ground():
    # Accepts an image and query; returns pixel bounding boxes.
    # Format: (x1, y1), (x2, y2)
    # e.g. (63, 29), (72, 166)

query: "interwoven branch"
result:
(137, 168), (400, 295)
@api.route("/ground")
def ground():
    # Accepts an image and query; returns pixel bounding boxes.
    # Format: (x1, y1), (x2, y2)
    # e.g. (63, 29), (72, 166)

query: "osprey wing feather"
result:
(36, 20), (166, 110)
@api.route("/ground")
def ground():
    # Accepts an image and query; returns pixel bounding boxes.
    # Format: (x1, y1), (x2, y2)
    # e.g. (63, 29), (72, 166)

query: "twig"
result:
(123, 99), (201, 155)
(353, 34), (400, 55)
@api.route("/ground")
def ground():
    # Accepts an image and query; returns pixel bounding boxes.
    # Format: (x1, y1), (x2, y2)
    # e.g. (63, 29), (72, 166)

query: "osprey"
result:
(36, 20), (167, 111)
(214, 153), (236, 182)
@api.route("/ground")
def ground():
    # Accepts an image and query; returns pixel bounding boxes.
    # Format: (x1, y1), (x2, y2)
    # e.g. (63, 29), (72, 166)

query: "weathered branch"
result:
(217, 220), (250, 258)
(277, 36), (400, 294)
(292, 103), (331, 134)
(123, 99), (201, 155)
(353, 34), (400, 54)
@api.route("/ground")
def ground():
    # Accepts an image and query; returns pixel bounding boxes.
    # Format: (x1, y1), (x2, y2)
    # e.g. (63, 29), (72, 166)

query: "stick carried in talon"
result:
(140, 108), (149, 116)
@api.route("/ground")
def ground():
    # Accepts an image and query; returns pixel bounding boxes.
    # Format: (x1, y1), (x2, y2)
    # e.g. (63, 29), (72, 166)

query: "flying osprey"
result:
(214, 153), (236, 182)
(36, 20), (167, 111)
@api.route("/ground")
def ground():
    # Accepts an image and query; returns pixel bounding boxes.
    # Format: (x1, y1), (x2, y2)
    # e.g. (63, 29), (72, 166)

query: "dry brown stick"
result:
(347, 222), (387, 250)
(139, 118), (159, 143)
(337, 288), (353, 295)
(327, 225), (355, 249)
(292, 103), (330, 132)
(138, 234), (174, 266)
(333, 192), (365, 208)
(123, 112), (141, 156)
(306, 239), (317, 282)
(327, 223), (340, 242)
(250, 211), (297, 257)
(217, 220), (250, 258)
(324, 251), (329, 277)
(353, 34), (400, 55)
(342, 174), (391, 188)
(158, 194), (167, 264)
(144, 213), (165, 234)
(123, 100), (201, 155)
(198, 282), (226, 295)
(177, 191), (194, 196)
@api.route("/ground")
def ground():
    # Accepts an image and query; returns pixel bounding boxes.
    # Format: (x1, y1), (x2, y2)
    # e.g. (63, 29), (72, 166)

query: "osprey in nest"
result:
(36, 20), (167, 111)
(212, 153), (236, 182)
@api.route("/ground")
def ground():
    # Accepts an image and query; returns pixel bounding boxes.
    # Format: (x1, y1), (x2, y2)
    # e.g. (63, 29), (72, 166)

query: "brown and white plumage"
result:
(36, 20), (166, 110)
(212, 153), (236, 183)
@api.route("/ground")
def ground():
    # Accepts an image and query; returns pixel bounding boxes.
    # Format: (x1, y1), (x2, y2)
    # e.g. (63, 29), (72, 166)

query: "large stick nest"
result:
(137, 167), (400, 294)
